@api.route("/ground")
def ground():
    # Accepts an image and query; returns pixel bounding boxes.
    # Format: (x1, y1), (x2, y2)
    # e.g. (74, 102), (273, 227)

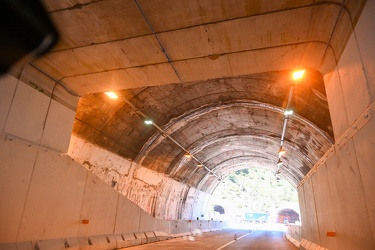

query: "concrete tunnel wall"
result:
(298, 1), (375, 250)
(1, 2), (375, 249)
(0, 74), (225, 248)
(0, 74), (149, 243)
(68, 135), (212, 221)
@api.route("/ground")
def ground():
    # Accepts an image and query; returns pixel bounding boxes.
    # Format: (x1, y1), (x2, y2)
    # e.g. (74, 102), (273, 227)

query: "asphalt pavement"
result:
(122, 224), (296, 250)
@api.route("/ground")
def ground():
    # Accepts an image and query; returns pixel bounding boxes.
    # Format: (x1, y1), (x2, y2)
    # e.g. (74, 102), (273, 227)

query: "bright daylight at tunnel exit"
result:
(209, 168), (300, 228)
(1, 0), (374, 249)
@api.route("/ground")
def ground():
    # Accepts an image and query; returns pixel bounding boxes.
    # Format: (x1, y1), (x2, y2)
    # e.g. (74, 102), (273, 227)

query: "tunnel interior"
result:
(74, 69), (334, 193)
(1, 0), (374, 248)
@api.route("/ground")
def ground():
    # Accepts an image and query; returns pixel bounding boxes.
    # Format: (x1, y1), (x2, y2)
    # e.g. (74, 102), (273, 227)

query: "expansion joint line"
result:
(133, 0), (183, 82)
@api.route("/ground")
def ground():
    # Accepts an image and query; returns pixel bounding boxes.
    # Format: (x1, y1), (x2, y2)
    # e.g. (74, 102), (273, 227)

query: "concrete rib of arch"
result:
(137, 101), (332, 192)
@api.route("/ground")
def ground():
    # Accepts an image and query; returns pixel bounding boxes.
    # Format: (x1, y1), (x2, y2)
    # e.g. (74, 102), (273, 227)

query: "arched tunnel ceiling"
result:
(13, 0), (366, 192)
(74, 70), (334, 189)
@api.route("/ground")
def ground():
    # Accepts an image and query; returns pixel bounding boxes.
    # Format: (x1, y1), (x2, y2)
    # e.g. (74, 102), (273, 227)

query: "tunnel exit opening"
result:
(208, 168), (300, 228)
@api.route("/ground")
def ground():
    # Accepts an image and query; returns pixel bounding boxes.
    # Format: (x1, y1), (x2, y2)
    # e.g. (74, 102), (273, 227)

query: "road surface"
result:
(122, 227), (296, 250)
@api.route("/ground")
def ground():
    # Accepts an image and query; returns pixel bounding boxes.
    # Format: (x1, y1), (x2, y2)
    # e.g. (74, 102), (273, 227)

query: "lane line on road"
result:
(215, 231), (255, 250)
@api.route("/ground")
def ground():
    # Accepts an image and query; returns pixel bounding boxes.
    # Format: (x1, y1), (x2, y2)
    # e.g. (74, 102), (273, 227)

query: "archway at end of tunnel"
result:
(276, 208), (300, 224)
(207, 168), (300, 229)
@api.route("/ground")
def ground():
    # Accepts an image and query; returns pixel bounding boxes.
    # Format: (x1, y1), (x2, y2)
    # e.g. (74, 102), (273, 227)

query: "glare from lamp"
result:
(105, 91), (118, 99)
(278, 147), (286, 156)
(292, 70), (305, 80)
(197, 164), (203, 167)
(185, 153), (191, 158)
(284, 110), (293, 116)
(144, 119), (153, 125)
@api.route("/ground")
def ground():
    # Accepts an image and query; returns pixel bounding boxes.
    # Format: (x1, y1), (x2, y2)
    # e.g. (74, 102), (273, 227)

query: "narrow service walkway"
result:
(122, 228), (296, 250)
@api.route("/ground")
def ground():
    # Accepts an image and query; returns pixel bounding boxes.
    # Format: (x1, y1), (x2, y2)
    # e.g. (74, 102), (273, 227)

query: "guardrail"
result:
(0, 220), (229, 250)
(286, 224), (302, 248)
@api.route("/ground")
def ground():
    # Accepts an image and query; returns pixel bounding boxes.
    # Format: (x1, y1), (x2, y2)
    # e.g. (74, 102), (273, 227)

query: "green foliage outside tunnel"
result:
(210, 168), (299, 222)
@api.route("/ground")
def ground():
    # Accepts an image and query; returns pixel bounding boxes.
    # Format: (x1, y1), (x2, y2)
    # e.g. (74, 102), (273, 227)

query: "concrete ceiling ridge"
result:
(123, 71), (316, 118)
(199, 142), (310, 177)
(158, 131), (281, 181)
(30, 0), (365, 97)
(134, 100), (285, 164)
(133, 104), (331, 189)
(35, 0), (359, 95)
(135, 99), (332, 162)
(178, 145), (275, 177)
(45, 0), (345, 49)
(35, 41), (332, 95)
(190, 133), (281, 153)
(166, 131), (318, 178)
(206, 147), (281, 168)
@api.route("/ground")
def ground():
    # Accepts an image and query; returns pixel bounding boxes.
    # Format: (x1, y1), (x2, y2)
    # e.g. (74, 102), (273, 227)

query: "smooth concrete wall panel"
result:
(114, 196), (141, 233)
(353, 109), (375, 243)
(324, 68), (349, 139)
(40, 100), (76, 152)
(301, 178), (320, 245)
(139, 210), (157, 232)
(156, 219), (170, 233)
(17, 152), (87, 241)
(0, 79), (225, 247)
(311, 164), (337, 249)
(4, 82), (50, 144)
(298, 185), (307, 226)
(0, 75), (17, 131)
(176, 220), (191, 235)
(291, 2), (375, 249)
(0, 140), (38, 242)
(77, 173), (118, 237)
(354, 0), (375, 99)
(326, 140), (375, 250)
(336, 33), (370, 126)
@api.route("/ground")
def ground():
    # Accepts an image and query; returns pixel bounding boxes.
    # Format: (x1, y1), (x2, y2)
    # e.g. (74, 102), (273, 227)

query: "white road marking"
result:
(215, 231), (255, 250)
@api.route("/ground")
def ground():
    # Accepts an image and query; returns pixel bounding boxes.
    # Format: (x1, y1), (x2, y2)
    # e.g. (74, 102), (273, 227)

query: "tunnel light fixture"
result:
(284, 110), (293, 116)
(144, 119), (153, 125)
(105, 91), (118, 99)
(292, 69), (305, 80)
(278, 147), (286, 157)
(197, 163), (203, 167)
(184, 153), (191, 158)
(274, 71), (304, 177)
(277, 158), (283, 166)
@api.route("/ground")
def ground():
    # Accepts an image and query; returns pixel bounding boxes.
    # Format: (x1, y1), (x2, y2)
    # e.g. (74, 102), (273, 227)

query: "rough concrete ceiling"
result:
(74, 70), (333, 190)
(15, 0), (366, 190)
